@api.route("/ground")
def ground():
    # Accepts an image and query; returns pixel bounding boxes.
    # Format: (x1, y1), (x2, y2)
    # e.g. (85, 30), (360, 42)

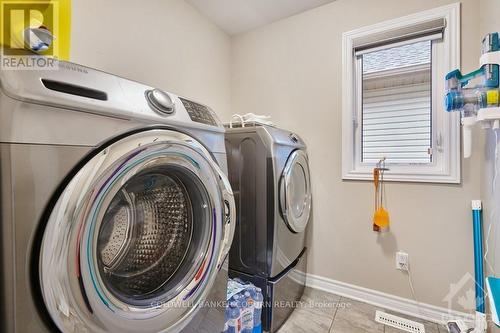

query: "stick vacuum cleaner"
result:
(443, 32), (500, 333)
(445, 201), (487, 333)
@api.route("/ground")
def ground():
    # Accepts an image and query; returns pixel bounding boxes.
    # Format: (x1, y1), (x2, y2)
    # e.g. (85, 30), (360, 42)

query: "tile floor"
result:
(278, 288), (448, 333)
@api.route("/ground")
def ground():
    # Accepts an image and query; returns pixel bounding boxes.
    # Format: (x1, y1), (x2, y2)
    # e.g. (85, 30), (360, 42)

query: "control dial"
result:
(146, 89), (175, 115)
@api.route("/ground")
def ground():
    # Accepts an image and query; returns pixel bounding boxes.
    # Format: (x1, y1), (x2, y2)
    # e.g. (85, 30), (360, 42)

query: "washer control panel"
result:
(179, 97), (218, 126)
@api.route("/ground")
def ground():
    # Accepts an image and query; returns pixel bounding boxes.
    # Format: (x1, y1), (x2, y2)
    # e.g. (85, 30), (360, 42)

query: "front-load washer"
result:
(0, 60), (235, 333)
(224, 124), (312, 332)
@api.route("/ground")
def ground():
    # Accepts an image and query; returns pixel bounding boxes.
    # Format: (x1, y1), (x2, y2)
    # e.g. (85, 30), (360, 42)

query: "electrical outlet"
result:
(396, 252), (409, 271)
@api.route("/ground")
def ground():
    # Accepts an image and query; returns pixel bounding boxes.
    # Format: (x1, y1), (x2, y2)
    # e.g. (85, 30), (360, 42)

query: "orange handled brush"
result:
(373, 168), (380, 232)
(373, 162), (390, 232)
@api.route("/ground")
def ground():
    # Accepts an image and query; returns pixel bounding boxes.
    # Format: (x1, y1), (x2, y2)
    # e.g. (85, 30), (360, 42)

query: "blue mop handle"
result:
(472, 200), (485, 313)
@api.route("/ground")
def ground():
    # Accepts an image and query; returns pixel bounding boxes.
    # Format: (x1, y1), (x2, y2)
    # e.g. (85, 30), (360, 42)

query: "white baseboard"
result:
(305, 273), (474, 325)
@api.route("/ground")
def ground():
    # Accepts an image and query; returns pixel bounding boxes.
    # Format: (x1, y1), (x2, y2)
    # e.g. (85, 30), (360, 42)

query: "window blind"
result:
(362, 83), (432, 164)
(353, 17), (445, 53)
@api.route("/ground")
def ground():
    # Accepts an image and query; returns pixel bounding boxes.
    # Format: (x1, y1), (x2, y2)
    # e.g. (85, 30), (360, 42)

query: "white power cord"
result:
(494, 129), (500, 277)
(400, 262), (423, 315)
(485, 223), (496, 276)
(407, 267), (418, 305)
(229, 114), (245, 128)
(485, 129), (499, 277)
(229, 113), (273, 128)
(493, 129), (499, 193)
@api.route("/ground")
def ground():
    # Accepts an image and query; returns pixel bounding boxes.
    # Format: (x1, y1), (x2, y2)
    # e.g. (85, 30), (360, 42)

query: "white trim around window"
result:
(341, 3), (461, 183)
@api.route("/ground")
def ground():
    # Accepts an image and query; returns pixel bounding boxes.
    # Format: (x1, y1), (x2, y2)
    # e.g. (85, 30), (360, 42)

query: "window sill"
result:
(342, 169), (460, 184)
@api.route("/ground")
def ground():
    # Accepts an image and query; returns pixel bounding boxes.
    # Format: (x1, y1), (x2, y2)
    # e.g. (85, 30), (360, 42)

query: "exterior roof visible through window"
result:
(362, 40), (431, 74)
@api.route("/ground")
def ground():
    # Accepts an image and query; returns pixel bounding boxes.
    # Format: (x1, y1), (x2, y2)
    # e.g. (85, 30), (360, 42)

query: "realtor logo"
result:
(3, 2), (54, 55)
(0, 0), (71, 70)
(443, 272), (485, 312)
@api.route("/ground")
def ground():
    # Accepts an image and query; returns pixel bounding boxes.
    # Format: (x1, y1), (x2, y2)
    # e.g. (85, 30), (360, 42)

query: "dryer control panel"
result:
(179, 97), (218, 126)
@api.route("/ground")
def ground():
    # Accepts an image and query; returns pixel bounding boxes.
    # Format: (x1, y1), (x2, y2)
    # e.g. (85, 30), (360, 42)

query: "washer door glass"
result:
(39, 129), (235, 333)
(97, 168), (206, 305)
(280, 150), (312, 233)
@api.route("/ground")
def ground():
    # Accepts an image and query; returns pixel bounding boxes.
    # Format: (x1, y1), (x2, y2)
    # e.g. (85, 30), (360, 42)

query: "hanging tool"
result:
(373, 168), (380, 232)
(373, 158), (390, 232)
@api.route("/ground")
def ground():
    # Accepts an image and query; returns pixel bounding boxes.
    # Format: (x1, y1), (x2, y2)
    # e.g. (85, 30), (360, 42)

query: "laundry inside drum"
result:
(96, 171), (194, 302)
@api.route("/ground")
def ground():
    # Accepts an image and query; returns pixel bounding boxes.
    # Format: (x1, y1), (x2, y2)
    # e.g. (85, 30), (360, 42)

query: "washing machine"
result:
(0, 60), (236, 333)
(224, 124), (312, 332)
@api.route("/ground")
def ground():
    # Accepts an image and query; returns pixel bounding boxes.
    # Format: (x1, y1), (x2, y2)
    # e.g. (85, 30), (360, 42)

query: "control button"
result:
(290, 133), (299, 143)
(146, 89), (175, 115)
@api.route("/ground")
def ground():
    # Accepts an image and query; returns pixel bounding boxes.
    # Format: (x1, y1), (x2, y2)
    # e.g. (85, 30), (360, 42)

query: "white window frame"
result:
(341, 3), (461, 183)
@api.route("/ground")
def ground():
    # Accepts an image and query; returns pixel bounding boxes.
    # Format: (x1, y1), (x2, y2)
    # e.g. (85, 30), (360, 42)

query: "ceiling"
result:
(186, 0), (336, 35)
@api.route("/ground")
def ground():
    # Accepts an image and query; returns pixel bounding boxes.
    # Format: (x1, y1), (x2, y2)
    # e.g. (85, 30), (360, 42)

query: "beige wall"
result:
(70, 0), (232, 116)
(229, 0), (482, 310)
(480, 0), (500, 35)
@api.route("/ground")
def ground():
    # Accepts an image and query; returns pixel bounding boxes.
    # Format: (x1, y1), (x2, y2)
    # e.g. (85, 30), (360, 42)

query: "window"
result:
(361, 40), (432, 165)
(342, 4), (461, 183)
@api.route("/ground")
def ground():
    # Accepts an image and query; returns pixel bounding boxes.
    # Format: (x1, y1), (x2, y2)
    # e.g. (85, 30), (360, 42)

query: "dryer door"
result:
(279, 149), (312, 233)
(39, 129), (235, 333)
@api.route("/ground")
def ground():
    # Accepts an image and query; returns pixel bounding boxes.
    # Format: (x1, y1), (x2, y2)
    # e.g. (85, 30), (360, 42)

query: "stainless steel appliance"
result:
(225, 125), (312, 332)
(0, 61), (235, 333)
